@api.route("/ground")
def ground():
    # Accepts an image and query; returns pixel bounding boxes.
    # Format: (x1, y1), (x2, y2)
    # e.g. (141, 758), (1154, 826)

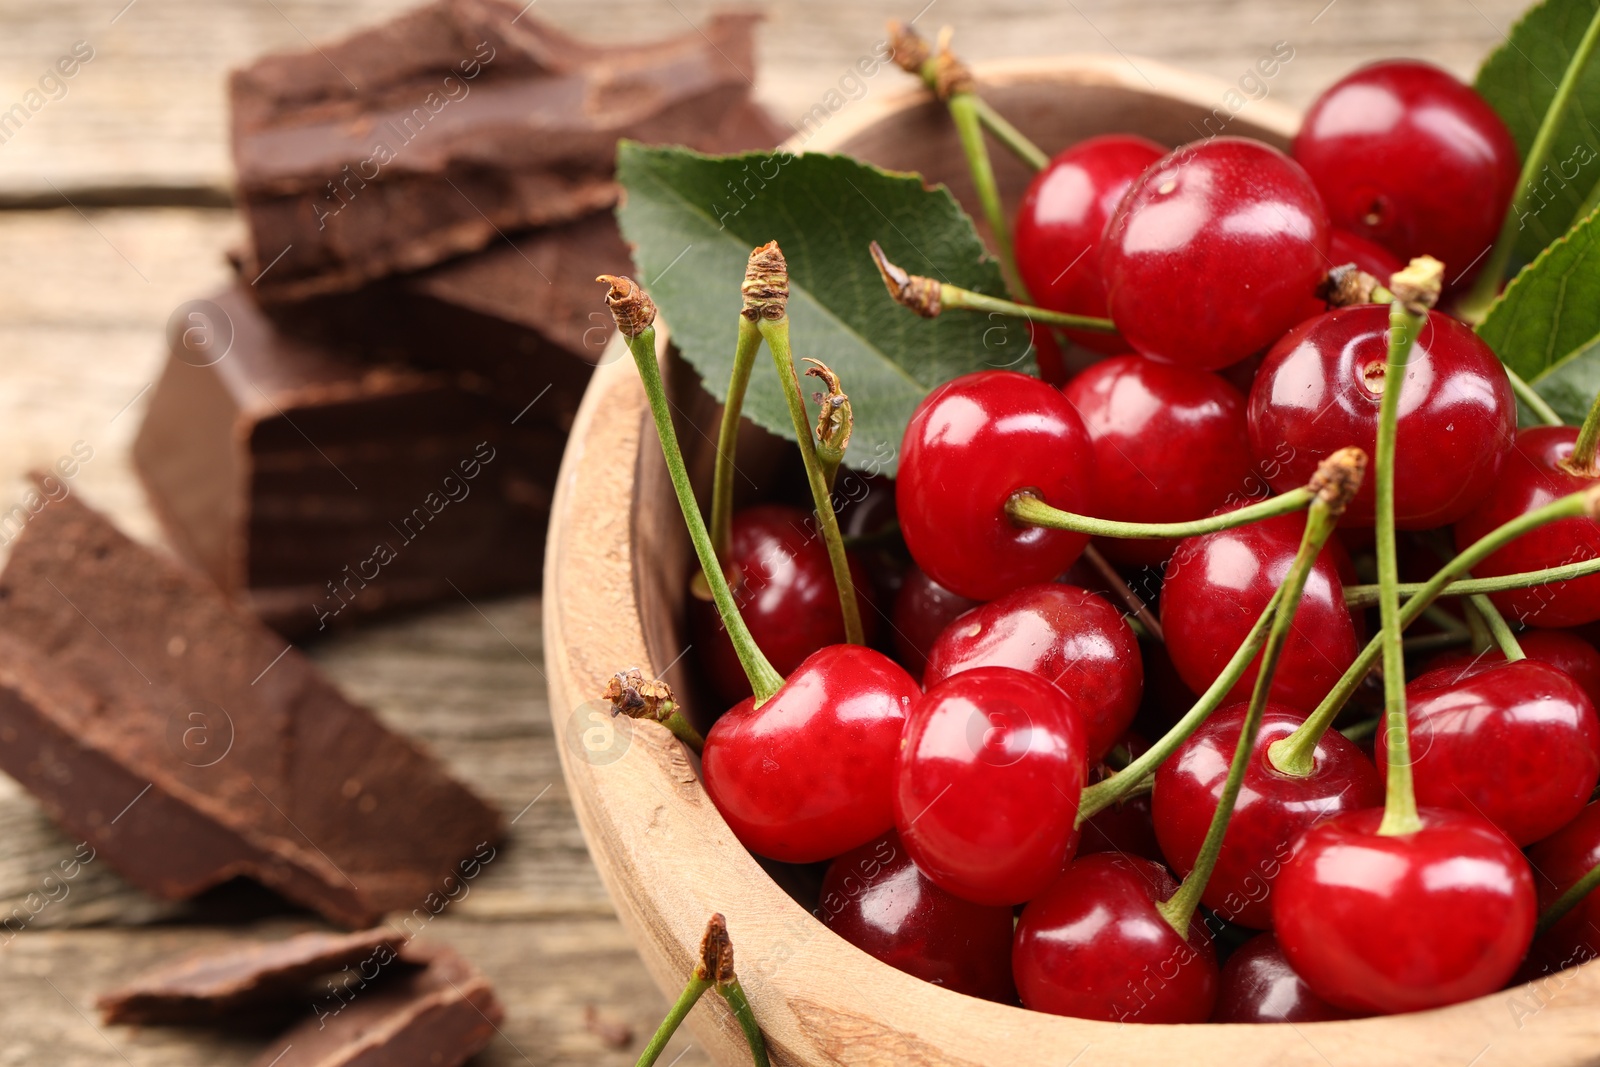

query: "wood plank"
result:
(0, 0), (1535, 200)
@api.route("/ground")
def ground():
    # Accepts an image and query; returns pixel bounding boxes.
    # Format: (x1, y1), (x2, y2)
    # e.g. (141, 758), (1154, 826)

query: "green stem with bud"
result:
(1008, 486), (1312, 540)
(1459, 4), (1600, 321)
(867, 241), (1115, 332)
(759, 315), (865, 646)
(1157, 477), (1348, 935)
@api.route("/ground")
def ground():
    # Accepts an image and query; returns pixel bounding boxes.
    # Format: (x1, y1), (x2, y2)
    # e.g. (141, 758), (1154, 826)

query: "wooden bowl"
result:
(544, 56), (1600, 1067)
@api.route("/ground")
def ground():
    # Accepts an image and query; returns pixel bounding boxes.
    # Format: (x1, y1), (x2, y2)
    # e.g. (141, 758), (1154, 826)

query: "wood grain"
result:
(0, 0), (1534, 201)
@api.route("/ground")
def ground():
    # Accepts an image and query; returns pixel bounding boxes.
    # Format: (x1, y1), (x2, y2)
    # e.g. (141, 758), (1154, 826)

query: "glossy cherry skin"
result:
(895, 667), (1087, 906)
(897, 370), (1097, 601)
(1525, 802), (1600, 974)
(923, 583), (1142, 761)
(1014, 853), (1219, 1022)
(890, 565), (980, 680)
(1454, 426), (1600, 628)
(1293, 60), (1518, 291)
(691, 505), (878, 705)
(702, 644), (918, 863)
(818, 832), (1017, 1002)
(1248, 306), (1516, 528)
(1153, 704), (1383, 929)
(1374, 659), (1600, 846)
(1162, 512), (1360, 711)
(1273, 807), (1536, 1014)
(1063, 355), (1254, 566)
(1425, 628), (1600, 712)
(1213, 933), (1360, 1023)
(1014, 134), (1166, 354)
(1100, 137), (1331, 371)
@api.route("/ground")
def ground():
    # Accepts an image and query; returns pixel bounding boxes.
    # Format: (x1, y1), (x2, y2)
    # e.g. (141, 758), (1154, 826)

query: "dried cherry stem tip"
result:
(803, 358), (852, 491)
(599, 276), (785, 704)
(605, 669), (704, 752)
(1155, 460), (1352, 936)
(869, 242), (1116, 331)
(741, 241), (789, 322)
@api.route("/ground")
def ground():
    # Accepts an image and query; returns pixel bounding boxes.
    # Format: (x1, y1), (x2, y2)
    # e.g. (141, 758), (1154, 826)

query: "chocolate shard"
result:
(265, 210), (633, 435)
(249, 942), (502, 1067)
(231, 0), (784, 300)
(97, 928), (399, 1025)
(133, 285), (555, 635)
(0, 488), (502, 928)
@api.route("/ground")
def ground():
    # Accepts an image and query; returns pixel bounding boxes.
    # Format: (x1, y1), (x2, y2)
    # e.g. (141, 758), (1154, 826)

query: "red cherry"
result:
(1424, 629), (1600, 711)
(691, 505), (878, 704)
(1063, 355), (1254, 566)
(890, 565), (980, 680)
(1525, 801), (1600, 974)
(1454, 426), (1600, 628)
(1026, 320), (1070, 386)
(1162, 512), (1360, 711)
(1013, 853), (1218, 1022)
(818, 831), (1017, 1003)
(1152, 704), (1383, 928)
(1212, 933), (1360, 1023)
(895, 667), (1087, 905)
(922, 583), (1142, 761)
(1272, 807), (1536, 1014)
(702, 645), (917, 863)
(1374, 659), (1600, 846)
(1247, 306), (1516, 528)
(1014, 134), (1166, 354)
(1100, 137), (1331, 371)
(1077, 791), (1162, 862)
(897, 370), (1097, 601)
(1293, 60), (1518, 291)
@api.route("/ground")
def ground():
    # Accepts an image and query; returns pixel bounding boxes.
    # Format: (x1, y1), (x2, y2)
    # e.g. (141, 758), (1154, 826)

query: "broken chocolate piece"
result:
(0, 489), (502, 927)
(232, 0), (785, 300)
(98, 928), (398, 1025)
(250, 943), (501, 1067)
(265, 210), (631, 434)
(133, 285), (555, 635)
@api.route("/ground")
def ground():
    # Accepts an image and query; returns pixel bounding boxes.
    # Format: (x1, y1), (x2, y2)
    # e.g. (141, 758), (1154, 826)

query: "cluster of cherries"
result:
(686, 59), (1600, 1023)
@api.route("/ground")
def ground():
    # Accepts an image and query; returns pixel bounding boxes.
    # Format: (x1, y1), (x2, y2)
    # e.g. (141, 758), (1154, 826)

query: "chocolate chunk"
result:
(133, 286), (555, 634)
(251, 942), (501, 1067)
(98, 928), (399, 1025)
(267, 210), (631, 433)
(232, 0), (784, 300)
(0, 489), (502, 927)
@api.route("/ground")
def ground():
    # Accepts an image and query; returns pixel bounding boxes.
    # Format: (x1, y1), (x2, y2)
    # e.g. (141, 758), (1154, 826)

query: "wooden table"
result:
(0, 0), (1530, 1062)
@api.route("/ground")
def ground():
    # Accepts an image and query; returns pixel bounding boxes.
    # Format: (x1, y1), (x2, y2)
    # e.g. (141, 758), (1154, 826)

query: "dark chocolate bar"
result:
(250, 943), (501, 1067)
(0, 488), (502, 927)
(231, 0), (784, 300)
(98, 928), (398, 1024)
(133, 286), (556, 635)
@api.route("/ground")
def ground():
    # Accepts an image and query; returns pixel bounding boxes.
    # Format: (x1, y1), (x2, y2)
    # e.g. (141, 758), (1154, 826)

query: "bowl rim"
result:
(544, 53), (1600, 1067)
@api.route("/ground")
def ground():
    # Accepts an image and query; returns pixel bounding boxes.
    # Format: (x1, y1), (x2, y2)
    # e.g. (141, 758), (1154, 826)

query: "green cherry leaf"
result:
(615, 142), (1030, 476)
(1477, 205), (1600, 422)
(1475, 0), (1600, 269)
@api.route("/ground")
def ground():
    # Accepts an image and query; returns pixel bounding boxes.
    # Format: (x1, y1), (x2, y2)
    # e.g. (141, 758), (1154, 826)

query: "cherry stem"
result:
(600, 277), (785, 704)
(1537, 859), (1600, 938)
(634, 972), (710, 1067)
(948, 88), (1024, 296)
(758, 313), (865, 646)
(710, 316), (764, 559)
(1343, 555), (1600, 605)
(1468, 592), (1527, 661)
(1506, 364), (1567, 429)
(1273, 487), (1599, 775)
(1403, 631), (1472, 654)
(1156, 471), (1350, 936)
(636, 914), (768, 1067)
(1562, 387), (1600, 476)
(890, 21), (1049, 171)
(1462, 594), (1495, 654)
(869, 240), (1116, 331)
(1460, 2), (1600, 321)
(1080, 543), (1165, 643)
(1008, 485), (1313, 540)
(605, 669), (706, 753)
(716, 977), (770, 1067)
(1077, 585), (1285, 822)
